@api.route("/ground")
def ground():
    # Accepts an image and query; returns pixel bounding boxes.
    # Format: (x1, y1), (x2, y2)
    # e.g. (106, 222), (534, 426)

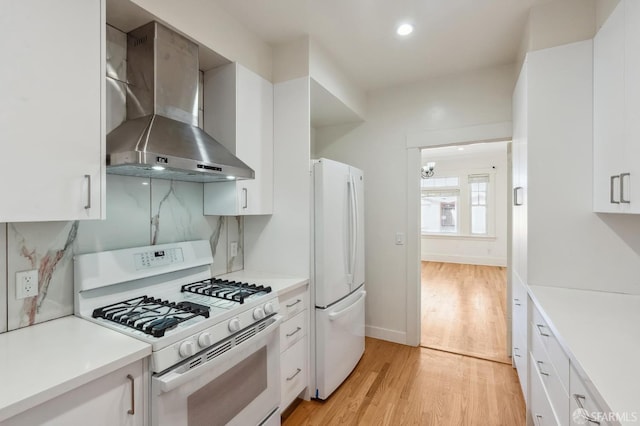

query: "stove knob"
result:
(228, 317), (241, 332)
(253, 307), (265, 320)
(263, 302), (275, 315)
(198, 332), (213, 348)
(179, 341), (196, 358)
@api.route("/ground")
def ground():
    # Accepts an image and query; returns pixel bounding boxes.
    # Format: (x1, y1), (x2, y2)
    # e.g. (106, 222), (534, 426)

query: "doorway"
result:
(419, 141), (510, 363)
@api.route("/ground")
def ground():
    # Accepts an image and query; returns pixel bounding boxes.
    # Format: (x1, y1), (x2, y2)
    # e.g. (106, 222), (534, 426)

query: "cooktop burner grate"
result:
(181, 279), (272, 304)
(92, 296), (210, 337)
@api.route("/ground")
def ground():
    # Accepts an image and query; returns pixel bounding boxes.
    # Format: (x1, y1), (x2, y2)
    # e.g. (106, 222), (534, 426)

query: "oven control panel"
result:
(134, 248), (184, 270)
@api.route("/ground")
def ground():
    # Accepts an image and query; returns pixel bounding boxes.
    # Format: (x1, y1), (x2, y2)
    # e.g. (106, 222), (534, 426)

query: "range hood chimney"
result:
(106, 22), (254, 182)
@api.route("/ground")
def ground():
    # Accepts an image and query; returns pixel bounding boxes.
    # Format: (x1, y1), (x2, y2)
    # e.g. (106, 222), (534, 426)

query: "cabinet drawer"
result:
(531, 332), (570, 426)
(532, 304), (570, 391)
(280, 338), (307, 411)
(569, 366), (616, 426)
(280, 288), (308, 320)
(530, 352), (561, 426)
(280, 310), (307, 352)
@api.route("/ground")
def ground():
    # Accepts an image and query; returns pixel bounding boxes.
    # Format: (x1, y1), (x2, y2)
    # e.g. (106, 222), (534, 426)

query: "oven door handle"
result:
(153, 315), (283, 394)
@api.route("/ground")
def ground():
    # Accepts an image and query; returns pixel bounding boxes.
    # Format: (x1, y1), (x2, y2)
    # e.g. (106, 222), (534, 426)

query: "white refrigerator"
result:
(312, 158), (366, 400)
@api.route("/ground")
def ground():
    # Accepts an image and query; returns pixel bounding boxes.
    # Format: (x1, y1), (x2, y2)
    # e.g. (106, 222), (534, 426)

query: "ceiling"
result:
(422, 141), (508, 163)
(212, 0), (553, 91)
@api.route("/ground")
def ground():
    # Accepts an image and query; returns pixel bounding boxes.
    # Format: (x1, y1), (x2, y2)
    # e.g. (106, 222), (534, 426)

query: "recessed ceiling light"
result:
(396, 23), (414, 36)
(458, 147), (465, 151)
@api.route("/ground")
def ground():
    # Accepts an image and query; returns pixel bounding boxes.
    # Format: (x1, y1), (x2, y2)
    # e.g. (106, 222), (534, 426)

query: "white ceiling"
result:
(212, 0), (553, 91)
(422, 141), (509, 163)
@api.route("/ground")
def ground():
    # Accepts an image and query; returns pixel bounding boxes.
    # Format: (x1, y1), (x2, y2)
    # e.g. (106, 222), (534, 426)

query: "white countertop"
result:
(0, 316), (151, 422)
(528, 285), (640, 425)
(218, 270), (309, 296)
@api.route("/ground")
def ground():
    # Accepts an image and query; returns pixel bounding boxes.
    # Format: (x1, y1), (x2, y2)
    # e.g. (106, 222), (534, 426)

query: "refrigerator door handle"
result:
(347, 174), (358, 285)
(351, 173), (359, 286)
(328, 291), (366, 321)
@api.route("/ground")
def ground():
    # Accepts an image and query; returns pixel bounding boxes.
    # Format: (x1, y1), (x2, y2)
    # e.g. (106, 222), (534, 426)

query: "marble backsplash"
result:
(1, 174), (243, 332)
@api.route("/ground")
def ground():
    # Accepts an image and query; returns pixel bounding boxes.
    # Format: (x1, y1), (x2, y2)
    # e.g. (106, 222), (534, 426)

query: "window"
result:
(469, 174), (489, 235)
(421, 185), (460, 234)
(421, 172), (493, 237)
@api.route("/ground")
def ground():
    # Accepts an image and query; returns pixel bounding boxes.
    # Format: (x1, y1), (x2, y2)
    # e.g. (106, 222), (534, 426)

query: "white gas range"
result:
(74, 240), (282, 426)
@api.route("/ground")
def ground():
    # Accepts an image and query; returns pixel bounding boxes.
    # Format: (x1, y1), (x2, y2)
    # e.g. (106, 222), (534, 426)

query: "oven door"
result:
(151, 315), (282, 426)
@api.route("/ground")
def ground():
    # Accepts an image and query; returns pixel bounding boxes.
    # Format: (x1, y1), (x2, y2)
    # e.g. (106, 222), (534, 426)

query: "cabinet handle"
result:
(513, 347), (521, 358)
(514, 298), (521, 306)
(536, 360), (549, 376)
(573, 394), (601, 425)
(610, 175), (620, 204)
(127, 374), (135, 415)
(242, 188), (248, 209)
(286, 326), (302, 337)
(84, 175), (91, 209)
(286, 368), (302, 381)
(535, 414), (543, 426)
(286, 299), (302, 308)
(513, 186), (523, 206)
(536, 324), (550, 337)
(620, 172), (631, 204)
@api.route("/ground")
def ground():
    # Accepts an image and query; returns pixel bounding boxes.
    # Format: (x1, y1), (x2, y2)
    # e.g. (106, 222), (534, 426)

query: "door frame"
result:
(405, 122), (513, 347)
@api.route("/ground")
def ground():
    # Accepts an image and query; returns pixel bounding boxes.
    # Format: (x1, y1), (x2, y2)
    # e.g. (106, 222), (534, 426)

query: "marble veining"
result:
(4, 176), (243, 330)
(9, 222), (78, 329)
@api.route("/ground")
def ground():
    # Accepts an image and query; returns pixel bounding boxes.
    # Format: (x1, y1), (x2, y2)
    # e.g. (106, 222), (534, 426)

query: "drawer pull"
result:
(127, 374), (135, 415)
(536, 361), (549, 376)
(286, 368), (302, 381)
(535, 414), (543, 426)
(514, 302), (522, 306)
(513, 347), (521, 358)
(286, 299), (302, 308)
(286, 326), (302, 338)
(573, 394), (601, 425)
(536, 323), (550, 337)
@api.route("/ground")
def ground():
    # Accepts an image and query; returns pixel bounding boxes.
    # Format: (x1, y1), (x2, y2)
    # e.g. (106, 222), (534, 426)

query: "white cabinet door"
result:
(0, 0), (105, 222)
(623, 0), (640, 213)
(593, 0), (625, 213)
(203, 63), (273, 216)
(2, 361), (145, 426)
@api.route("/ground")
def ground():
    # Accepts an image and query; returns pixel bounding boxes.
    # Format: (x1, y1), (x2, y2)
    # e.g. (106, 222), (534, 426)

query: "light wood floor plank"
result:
(420, 261), (510, 364)
(282, 337), (525, 426)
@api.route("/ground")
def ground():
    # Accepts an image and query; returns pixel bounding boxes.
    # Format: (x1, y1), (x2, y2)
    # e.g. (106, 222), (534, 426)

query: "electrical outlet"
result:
(16, 269), (38, 299)
(230, 241), (238, 257)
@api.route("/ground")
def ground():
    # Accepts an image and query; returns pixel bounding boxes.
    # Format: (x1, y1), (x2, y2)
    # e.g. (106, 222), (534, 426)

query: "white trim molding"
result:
(421, 253), (507, 267)
(365, 325), (407, 345)
(406, 121), (513, 149)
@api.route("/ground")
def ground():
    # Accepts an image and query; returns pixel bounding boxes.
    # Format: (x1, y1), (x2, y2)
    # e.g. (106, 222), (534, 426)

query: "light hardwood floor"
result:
(282, 337), (525, 425)
(421, 262), (510, 364)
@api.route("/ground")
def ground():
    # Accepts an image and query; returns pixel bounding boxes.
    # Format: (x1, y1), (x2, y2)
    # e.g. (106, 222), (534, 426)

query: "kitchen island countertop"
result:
(0, 316), (151, 422)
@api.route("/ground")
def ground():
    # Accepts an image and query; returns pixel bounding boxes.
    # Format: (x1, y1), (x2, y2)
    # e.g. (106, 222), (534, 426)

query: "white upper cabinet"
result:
(593, 0), (640, 213)
(203, 64), (274, 216)
(0, 0), (105, 222)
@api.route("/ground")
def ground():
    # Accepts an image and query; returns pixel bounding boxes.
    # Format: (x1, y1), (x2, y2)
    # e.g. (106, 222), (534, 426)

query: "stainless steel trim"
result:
(573, 394), (601, 425)
(536, 324), (550, 337)
(286, 299), (302, 308)
(126, 374), (135, 415)
(242, 188), (248, 209)
(536, 361), (549, 376)
(620, 172), (631, 204)
(286, 327), (302, 338)
(286, 368), (302, 381)
(84, 175), (91, 209)
(611, 175), (621, 204)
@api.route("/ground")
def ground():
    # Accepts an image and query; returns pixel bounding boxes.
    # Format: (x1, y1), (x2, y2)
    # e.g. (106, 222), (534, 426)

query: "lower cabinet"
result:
(2, 361), (145, 426)
(512, 276), (529, 400)
(278, 284), (309, 412)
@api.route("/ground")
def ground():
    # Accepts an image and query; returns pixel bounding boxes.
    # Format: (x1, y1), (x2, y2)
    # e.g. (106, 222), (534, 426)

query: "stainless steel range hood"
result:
(107, 22), (254, 182)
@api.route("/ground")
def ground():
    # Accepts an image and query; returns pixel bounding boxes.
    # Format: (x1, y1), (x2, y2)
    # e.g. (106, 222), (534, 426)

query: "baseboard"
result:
(421, 253), (507, 267)
(365, 325), (407, 345)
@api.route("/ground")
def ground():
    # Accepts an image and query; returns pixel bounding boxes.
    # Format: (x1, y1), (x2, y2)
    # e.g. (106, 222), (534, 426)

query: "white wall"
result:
(526, 41), (640, 293)
(131, 0), (273, 81)
(243, 77), (311, 277)
(272, 37), (310, 84)
(315, 64), (516, 344)
(421, 147), (508, 267)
